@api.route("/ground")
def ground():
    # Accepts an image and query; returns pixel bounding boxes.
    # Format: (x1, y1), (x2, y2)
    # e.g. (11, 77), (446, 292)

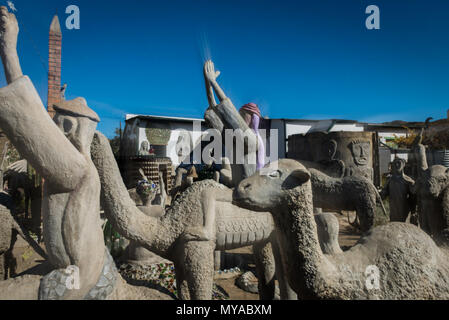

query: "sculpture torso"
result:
(389, 174), (413, 221)
(42, 156), (104, 293)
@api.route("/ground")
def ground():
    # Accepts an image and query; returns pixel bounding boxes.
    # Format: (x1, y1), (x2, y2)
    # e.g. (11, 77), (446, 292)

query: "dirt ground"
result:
(9, 212), (361, 300)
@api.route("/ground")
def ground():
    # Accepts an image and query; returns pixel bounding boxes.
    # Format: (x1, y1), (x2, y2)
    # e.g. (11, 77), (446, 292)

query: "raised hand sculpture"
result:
(0, 6), (117, 299)
(203, 60), (259, 186)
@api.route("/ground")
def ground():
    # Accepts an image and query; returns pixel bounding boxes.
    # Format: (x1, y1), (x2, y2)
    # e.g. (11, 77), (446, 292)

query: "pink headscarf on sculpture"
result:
(240, 103), (261, 119)
(239, 103), (265, 170)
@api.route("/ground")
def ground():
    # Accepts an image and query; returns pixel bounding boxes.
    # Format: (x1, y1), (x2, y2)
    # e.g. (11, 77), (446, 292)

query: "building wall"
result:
(269, 119), (286, 159)
(137, 120), (204, 168)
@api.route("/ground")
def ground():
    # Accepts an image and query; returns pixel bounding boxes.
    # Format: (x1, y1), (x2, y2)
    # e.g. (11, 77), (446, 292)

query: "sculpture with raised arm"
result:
(0, 7), (172, 300)
(203, 60), (260, 186)
(0, 6), (116, 299)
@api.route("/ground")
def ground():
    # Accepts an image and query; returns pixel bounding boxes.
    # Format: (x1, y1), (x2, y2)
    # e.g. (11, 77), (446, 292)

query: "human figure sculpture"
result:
(239, 103), (265, 170)
(380, 157), (417, 223)
(139, 140), (150, 156)
(319, 139), (345, 178)
(203, 60), (259, 187)
(346, 140), (374, 181)
(0, 8), (167, 300)
(234, 159), (449, 300)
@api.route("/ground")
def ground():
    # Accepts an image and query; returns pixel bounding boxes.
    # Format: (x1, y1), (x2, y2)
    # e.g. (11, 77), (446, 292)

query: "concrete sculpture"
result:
(309, 168), (387, 232)
(92, 132), (343, 299)
(234, 159), (449, 299)
(0, 7), (171, 300)
(203, 60), (259, 186)
(413, 143), (449, 243)
(380, 157), (417, 223)
(0, 192), (46, 280)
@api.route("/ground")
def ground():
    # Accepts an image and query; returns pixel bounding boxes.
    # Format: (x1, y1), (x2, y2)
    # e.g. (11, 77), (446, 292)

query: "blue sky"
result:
(1, 0), (449, 137)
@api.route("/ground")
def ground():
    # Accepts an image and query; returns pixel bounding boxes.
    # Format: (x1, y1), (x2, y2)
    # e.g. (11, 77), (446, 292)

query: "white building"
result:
(121, 114), (424, 184)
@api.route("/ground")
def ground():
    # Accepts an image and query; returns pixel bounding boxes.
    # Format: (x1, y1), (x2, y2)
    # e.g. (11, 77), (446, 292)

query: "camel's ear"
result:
(290, 168), (311, 185)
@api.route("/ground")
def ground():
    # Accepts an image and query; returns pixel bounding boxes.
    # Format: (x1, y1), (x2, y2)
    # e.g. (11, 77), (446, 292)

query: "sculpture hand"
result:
(0, 6), (19, 54)
(204, 60), (221, 83)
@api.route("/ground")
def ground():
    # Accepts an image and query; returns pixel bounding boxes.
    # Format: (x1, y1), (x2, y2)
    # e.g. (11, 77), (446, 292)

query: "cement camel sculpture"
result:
(413, 143), (449, 243)
(91, 131), (342, 299)
(234, 159), (449, 299)
(297, 161), (387, 232)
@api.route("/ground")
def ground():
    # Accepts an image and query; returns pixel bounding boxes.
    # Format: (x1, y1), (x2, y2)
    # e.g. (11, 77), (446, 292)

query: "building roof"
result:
(125, 114), (205, 123)
(126, 113), (443, 130)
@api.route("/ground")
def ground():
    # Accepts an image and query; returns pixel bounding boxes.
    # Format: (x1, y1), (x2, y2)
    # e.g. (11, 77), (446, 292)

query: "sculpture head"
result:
(53, 97), (100, 154)
(349, 140), (370, 166)
(418, 165), (449, 198)
(233, 159), (311, 212)
(391, 157), (406, 175)
(239, 103), (261, 129)
(322, 139), (338, 161)
(139, 141), (150, 155)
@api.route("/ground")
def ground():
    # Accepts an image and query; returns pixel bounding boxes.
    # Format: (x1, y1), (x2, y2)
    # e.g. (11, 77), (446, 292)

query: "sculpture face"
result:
(54, 113), (79, 144)
(54, 112), (97, 154)
(322, 139), (337, 161)
(234, 159), (311, 211)
(139, 141), (150, 155)
(392, 158), (405, 175)
(350, 141), (370, 166)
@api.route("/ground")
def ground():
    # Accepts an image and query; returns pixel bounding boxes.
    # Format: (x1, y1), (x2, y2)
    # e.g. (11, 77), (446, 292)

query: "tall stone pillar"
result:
(47, 15), (62, 118)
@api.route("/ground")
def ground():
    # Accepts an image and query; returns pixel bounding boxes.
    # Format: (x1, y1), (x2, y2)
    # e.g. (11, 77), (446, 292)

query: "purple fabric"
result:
(251, 113), (265, 170)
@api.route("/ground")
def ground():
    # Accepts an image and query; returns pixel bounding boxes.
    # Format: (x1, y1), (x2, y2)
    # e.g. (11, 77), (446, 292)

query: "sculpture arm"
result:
(0, 6), (22, 84)
(0, 76), (86, 191)
(203, 66), (217, 108)
(379, 179), (389, 200)
(91, 131), (161, 246)
(208, 79), (227, 102)
(0, 44), (22, 84)
(414, 144), (428, 172)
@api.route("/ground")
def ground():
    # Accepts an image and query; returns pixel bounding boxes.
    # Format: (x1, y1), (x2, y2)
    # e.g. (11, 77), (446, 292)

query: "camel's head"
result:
(233, 159), (311, 212)
(418, 165), (449, 198)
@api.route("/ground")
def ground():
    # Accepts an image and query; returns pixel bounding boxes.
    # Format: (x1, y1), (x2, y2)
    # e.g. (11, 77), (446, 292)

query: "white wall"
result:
(137, 120), (204, 169)
(330, 123), (364, 132)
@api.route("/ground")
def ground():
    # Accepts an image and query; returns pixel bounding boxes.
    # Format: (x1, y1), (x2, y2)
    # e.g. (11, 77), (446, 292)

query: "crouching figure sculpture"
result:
(234, 159), (449, 300)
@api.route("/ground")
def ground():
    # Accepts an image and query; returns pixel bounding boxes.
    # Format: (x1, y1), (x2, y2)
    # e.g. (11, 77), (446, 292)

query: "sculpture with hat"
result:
(0, 6), (170, 300)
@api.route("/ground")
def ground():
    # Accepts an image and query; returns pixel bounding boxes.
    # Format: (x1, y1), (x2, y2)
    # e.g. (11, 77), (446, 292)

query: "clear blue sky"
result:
(1, 0), (449, 137)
